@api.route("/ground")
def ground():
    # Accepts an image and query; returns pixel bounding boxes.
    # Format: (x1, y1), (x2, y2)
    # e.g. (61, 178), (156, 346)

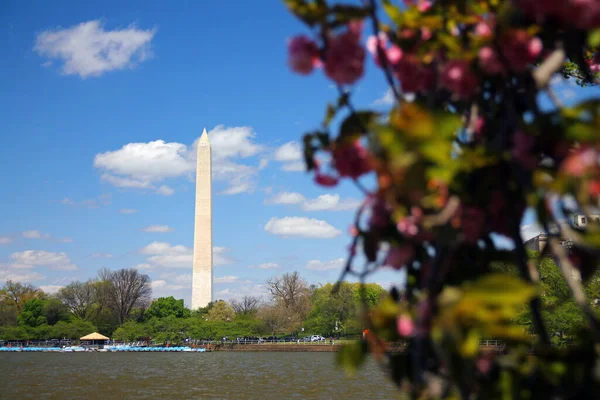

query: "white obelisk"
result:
(192, 128), (213, 309)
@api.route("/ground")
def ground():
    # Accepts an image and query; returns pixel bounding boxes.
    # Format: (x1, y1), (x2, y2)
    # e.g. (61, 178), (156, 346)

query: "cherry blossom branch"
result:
(364, 0), (402, 103)
(512, 219), (551, 345)
(548, 237), (600, 342)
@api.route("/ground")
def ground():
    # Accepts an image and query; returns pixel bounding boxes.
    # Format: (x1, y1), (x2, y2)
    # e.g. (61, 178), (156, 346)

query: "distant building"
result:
(522, 214), (600, 253)
(571, 214), (600, 228)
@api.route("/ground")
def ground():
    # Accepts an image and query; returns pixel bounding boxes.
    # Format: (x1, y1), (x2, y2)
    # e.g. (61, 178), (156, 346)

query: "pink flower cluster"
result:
(287, 21), (365, 85)
(366, 32), (434, 94)
(519, 0), (600, 30)
(313, 139), (373, 187)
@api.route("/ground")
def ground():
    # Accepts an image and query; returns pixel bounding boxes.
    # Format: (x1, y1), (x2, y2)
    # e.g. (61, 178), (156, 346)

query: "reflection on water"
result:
(0, 352), (403, 399)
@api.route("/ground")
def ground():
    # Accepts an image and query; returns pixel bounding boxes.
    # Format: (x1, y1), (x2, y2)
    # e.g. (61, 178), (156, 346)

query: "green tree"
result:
(145, 296), (190, 320)
(43, 297), (70, 325)
(206, 300), (235, 322)
(17, 298), (46, 328)
(52, 319), (97, 340)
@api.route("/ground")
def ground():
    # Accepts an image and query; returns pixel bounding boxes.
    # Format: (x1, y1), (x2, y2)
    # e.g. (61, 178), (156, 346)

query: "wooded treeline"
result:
(0, 269), (387, 342)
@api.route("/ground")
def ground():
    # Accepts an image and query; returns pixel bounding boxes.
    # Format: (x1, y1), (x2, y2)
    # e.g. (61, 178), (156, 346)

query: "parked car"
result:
(310, 335), (326, 342)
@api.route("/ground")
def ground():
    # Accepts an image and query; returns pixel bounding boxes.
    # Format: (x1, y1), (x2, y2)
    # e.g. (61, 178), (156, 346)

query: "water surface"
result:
(0, 352), (402, 399)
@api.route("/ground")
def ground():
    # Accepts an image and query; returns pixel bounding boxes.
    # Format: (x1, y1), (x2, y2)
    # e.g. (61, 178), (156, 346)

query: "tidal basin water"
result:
(0, 352), (402, 399)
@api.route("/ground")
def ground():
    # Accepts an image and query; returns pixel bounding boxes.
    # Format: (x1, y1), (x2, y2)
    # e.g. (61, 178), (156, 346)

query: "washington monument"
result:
(191, 128), (213, 309)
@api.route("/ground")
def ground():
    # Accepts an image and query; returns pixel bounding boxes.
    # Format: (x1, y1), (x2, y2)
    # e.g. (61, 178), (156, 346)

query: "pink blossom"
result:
(586, 53), (600, 73)
(403, 0), (432, 12)
(366, 33), (387, 67)
(333, 140), (372, 179)
(314, 173), (339, 187)
(397, 315), (414, 337)
(366, 34), (402, 68)
(562, 0), (600, 29)
(394, 55), (433, 93)
(288, 35), (320, 75)
(347, 19), (364, 38)
(478, 46), (504, 75)
(500, 30), (543, 72)
(512, 129), (538, 170)
(474, 117), (485, 141)
(325, 30), (366, 85)
(561, 147), (598, 177)
(475, 20), (493, 38)
(421, 27), (432, 41)
(369, 197), (391, 229)
(476, 354), (493, 374)
(440, 60), (478, 99)
(417, 0), (432, 12)
(397, 216), (420, 237)
(461, 207), (486, 244)
(385, 245), (415, 269)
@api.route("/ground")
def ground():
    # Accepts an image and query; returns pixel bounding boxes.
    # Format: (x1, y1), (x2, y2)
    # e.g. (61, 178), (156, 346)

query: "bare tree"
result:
(1, 280), (41, 312)
(265, 271), (311, 319)
(57, 280), (104, 320)
(230, 296), (261, 316)
(99, 268), (152, 324)
(258, 303), (290, 336)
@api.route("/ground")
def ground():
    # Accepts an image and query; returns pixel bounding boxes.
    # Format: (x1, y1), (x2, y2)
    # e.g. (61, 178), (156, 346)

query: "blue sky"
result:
(0, 1), (595, 305)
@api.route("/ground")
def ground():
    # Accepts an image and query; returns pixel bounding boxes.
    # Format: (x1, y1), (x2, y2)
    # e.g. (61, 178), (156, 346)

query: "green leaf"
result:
(463, 273), (536, 306)
(381, 0), (403, 25)
(589, 29), (600, 47)
(338, 111), (378, 142)
(283, 0), (326, 27)
(302, 133), (316, 171)
(336, 340), (368, 375)
(329, 5), (371, 26)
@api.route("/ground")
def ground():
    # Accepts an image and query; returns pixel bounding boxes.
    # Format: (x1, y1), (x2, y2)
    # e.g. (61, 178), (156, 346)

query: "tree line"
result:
(0, 269), (387, 342)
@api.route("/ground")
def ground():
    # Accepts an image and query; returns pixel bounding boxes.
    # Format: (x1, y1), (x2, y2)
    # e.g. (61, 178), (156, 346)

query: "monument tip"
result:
(199, 128), (210, 145)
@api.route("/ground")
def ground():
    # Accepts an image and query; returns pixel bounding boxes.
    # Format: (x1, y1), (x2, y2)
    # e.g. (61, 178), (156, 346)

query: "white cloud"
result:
(94, 126), (264, 196)
(133, 263), (153, 270)
(264, 217), (341, 238)
(9, 250), (78, 271)
(20, 230), (73, 243)
(90, 253), (113, 259)
(157, 185), (174, 196)
(216, 283), (269, 301)
(0, 268), (44, 283)
(274, 142), (302, 162)
(258, 158), (269, 170)
(257, 262), (280, 269)
(151, 280), (167, 289)
(281, 162), (305, 172)
(40, 285), (64, 294)
(267, 192), (306, 205)
(139, 242), (234, 269)
(372, 88), (394, 106)
(140, 242), (192, 268)
(213, 247), (235, 266)
(119, 208), (137, 214)
(303, 194), (361, 211)
(521, 223), (544, 242)
(305, 258), (346, 271)
(274, 142), (304, 172)
(215, 276), (240, 284)
(60, 193), (112, 208)
(34, 20), (156, 78)
(266, 192), (361, 212)
(22, 230), (50, 239)
(0, 237), (11, 245)
(141, 225), (174, 233)
(150, 272), (192, 293)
